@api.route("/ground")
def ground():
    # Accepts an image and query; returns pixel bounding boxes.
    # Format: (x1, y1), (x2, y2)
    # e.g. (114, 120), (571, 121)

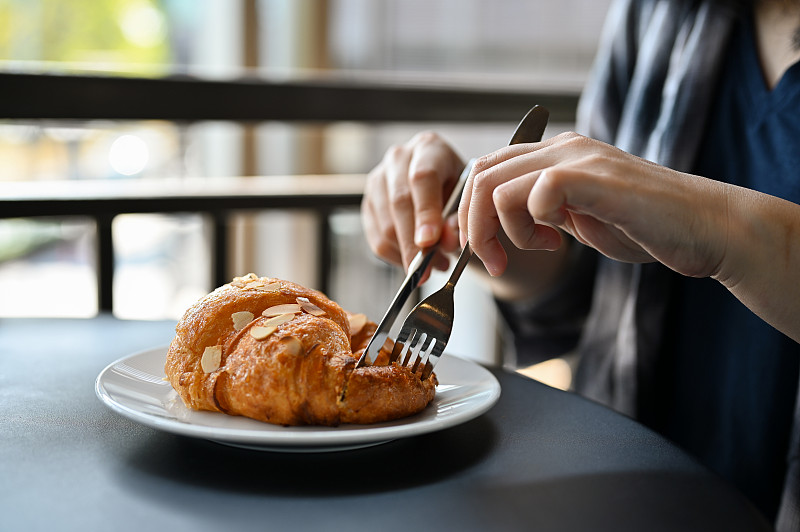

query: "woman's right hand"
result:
(361, 131), (464, 272)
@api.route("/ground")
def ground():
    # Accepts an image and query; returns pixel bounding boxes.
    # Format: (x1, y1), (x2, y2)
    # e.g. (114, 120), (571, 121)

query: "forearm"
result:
(713, 185), (800, 343)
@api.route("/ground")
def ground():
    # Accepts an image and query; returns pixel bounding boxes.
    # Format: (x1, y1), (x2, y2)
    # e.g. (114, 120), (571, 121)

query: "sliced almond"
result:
(348, 313), (368, 335)
(260, 281), (281, 292)
(232, 273), (259, 287)
(250, 325), (277, 340)
(231, 311), (255, 331)
(263, 312), (296, 328)
(201, 345), (222, 373)
(280, 336), (304, 357)
(297, 296), (326, 316)
(244, 279), (264, 289)
(262, 303), (301, 317)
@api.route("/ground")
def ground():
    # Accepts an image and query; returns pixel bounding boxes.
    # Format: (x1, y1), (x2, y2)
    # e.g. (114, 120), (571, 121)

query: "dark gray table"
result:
(1, 315), (771, 531)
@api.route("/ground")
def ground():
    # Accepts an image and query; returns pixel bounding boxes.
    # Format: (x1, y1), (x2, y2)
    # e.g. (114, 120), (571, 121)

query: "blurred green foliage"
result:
(0, 0), (170, 71)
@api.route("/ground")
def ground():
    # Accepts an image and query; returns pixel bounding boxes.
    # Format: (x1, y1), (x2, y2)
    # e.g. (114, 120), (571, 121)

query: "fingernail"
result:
(447, 215), (459, 232)
(415, 224), (437, 246)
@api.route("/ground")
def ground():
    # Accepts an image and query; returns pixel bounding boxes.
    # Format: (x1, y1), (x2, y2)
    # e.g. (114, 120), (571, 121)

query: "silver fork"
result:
(388, 105), (550, 379)
(388, 242), (473, 379)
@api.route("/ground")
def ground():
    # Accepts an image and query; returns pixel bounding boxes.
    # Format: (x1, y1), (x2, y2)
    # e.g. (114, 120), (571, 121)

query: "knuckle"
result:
(578, 152), (606, 168)
(409, 130), (442, 147)
(408, 165), (437, 186)
(555, 130), (581, 142)
(373, 238), (396, 260)
(472, 153), (496, 175)
(416, 205), (442, 223)
(558, 131), (591, 149)
(365, 164), (384, 186)
(376, 222), (396, 244)
(471, 166), (496, 195)
(385, 143), (407, 163)
(538, 164), (564, 182)
(389, 186), (413, 208)
(370, 220), (400, 251)
(492, 183), (513, 210)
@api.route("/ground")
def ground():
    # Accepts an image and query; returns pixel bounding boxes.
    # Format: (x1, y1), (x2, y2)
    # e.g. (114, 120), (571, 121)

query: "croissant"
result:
(165, 274), (437, 426)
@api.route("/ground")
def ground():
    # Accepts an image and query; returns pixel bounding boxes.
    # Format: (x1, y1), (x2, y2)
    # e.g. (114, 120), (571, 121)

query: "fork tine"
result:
(411, 336), (438, 373)
(402, 329), (423, 366)
(389, 325), (413, 364)
(393, 325), (416, 364)
(421, 360), (435, 380)
(409, 335), (429, 373)
(410, 350), (423, 373)
(388, 339), (405, 364)
(421, 341), (445, 378)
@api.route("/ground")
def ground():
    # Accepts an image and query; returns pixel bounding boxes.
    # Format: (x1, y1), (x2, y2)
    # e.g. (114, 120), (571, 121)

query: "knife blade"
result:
(357, 105), (550, 366)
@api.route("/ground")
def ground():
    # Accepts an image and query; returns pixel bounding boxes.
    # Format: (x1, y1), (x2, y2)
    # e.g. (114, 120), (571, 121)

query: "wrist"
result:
(710, 184), (800, 342)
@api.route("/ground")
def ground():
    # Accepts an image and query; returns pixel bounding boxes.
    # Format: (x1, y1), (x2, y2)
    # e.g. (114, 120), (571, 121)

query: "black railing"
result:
(0, 71), (580, 312)
(0, 71), (579, 123)
(0, 175), (365, 311)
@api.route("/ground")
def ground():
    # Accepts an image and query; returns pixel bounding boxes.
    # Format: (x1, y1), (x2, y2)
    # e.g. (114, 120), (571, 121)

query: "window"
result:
(1, 0), (609, 369)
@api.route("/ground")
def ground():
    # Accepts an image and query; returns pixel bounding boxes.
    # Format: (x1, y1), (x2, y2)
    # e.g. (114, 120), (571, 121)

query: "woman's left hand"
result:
(459, 132), (728, 280)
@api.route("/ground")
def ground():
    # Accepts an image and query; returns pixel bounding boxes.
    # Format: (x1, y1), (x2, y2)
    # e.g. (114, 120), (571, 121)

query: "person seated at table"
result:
(360, 0), (800, 529)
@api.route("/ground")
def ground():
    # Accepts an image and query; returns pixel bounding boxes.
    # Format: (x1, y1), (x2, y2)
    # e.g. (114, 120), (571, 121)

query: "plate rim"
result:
(95, 345), (501, 450)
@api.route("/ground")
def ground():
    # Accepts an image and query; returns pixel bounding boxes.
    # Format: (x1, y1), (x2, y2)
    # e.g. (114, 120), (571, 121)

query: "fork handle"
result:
(445, 243), (472, 290)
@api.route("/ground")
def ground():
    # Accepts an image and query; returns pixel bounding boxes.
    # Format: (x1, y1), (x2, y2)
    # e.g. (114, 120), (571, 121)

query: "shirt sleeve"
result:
(496, 242), (598, 368)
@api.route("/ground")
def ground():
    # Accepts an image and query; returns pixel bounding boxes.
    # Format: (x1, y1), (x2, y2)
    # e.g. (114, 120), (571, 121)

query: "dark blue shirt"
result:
(655, 17), (800, 521)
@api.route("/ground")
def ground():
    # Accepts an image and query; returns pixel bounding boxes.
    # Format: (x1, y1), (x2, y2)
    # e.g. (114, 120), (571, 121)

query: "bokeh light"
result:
(109, 134), (149, 175)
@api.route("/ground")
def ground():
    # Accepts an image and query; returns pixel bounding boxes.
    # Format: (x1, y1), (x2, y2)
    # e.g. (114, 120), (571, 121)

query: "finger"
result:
(458, 164), (477, 249)
(528, 167), (649, 261)
(384, 145), (419, 269)
(528, 166), (611, 227)
(407, 142), (450, 247)
(467, 178), (506, 276)
(362, 204), (402, 265)
(438, 213), (460, 255)
(458, 139), (565, 247)
(361, 171), (403, 266)
(493, 172), (562, 251)
(462, 149), (554, 276)
(459, 144), (538, 242)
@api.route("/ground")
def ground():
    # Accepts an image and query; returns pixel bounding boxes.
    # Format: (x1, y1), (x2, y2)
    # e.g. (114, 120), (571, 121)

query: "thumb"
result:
(528, 167), (612, 227)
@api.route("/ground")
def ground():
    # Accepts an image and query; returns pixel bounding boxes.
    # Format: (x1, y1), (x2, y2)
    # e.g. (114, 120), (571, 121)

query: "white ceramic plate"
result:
(96, 346), (501, 452)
